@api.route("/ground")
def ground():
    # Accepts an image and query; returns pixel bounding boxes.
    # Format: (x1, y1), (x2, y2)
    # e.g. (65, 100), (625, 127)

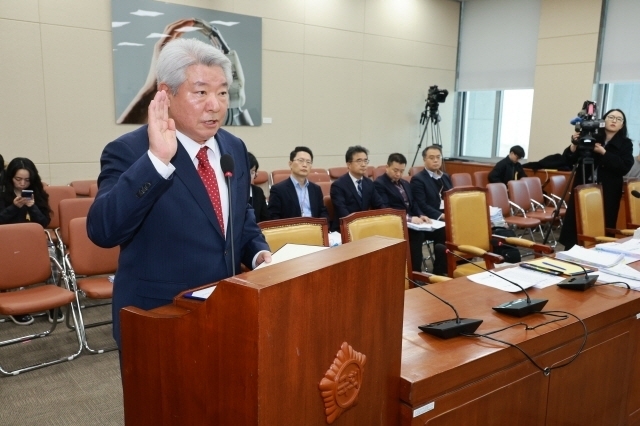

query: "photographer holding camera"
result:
(558, 108), (633, 249)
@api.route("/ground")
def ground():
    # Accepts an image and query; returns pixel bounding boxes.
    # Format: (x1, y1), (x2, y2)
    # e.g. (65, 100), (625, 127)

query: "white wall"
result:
(0, 0), (460, 184)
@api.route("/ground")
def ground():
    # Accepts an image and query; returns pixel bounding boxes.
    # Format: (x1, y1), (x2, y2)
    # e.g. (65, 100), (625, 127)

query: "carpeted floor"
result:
(0, 301), (123, 425)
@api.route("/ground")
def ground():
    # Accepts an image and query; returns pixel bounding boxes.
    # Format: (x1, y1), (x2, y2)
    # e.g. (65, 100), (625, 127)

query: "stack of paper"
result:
(556, 245), (624, 268)
(467, 266), (564, 292)
(596, 239), (640, 259)
(407, 219), (445, 231)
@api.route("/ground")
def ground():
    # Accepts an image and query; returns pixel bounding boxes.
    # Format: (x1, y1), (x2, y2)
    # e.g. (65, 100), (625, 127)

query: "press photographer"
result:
(558, 103), (634, 249)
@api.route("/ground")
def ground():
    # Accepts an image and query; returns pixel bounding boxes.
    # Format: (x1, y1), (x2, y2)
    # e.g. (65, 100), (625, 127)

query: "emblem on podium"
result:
(318, 342), (367, 424)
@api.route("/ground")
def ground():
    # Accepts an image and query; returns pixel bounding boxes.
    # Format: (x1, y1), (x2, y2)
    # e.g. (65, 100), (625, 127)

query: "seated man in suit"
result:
(374, 153), (431, 272)
(248, 152), (268, 223)
(330, 145), (386, 231)
(267, 146), (329, 222)
(410, 145), (452, 275)
(488, 145), (527, 185)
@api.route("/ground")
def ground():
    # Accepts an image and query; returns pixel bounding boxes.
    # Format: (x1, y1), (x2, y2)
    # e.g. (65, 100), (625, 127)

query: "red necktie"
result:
(196, 146), (225, 234)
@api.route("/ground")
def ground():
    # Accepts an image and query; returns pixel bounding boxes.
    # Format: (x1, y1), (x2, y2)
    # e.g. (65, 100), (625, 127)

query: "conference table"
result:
(399, 275), (640, 425)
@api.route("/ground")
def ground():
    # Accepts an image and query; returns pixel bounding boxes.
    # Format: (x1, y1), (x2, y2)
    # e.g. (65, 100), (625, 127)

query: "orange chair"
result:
(0, 223), (82, 375)
(409, 166), (423, 177)
(508, 180), (555, 243)
(69, 180), (97, 197)
(372, 166), (387, 180)
(271, 174), (289, 185)
(521, 176), (565, 225)
(89, 182), (99, 198)
(65, 217), (118, 354)
(44, 185), (77, 244)
(253, 170), (268, 185)
(486, 183), (541, 241)
(328, 167), (348, 180)
(316, 181), (331, 197)
(473, 171), (489, 188)
(451, 173), (473, 187)
(323, 195), (334, 225)
(307, 173), (331, 183)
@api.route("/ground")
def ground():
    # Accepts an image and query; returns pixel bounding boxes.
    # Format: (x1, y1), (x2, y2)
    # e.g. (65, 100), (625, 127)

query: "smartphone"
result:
(21, 190), (33, 199)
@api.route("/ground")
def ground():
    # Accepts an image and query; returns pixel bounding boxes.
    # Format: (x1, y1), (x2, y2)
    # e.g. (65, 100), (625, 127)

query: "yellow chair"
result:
(259, 217), (329, 252)
(624, 178), (640, 229)
(574, 184), (633, 247)
(444, 187), (552, 277)
(339, 208), (445, 287)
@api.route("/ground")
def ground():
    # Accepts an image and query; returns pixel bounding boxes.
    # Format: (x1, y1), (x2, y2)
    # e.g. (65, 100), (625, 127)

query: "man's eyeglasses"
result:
(293, 158), (313, 165)
(351, 159), (370, 165)
(426, 156), (442, 161)
(606, 115), (624, 123)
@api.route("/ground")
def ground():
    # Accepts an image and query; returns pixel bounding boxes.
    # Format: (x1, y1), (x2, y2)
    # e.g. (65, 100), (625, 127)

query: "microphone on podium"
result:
(631, 190), (640, 199)
(220, 154), (235, 275)
(405, 277), (482, 339)
(438, 244), (548, 317)
(497, 238), (598, 291)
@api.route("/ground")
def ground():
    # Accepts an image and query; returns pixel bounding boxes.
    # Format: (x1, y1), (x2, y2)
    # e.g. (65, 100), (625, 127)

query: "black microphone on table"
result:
(497, 239), (598, 291)
(437, 243), (548, 317)
(405, 277), (482, 339)
(220, 154), (235, 275)
(631, 190), (640, 199)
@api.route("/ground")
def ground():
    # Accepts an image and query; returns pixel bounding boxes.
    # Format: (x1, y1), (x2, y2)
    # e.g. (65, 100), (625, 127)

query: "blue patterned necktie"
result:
(356, 179), (363, 198)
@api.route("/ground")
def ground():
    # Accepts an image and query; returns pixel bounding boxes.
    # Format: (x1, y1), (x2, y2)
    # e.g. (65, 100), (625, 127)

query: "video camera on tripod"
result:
(421, 85), (448, 124)
(570, 100), (605, 154)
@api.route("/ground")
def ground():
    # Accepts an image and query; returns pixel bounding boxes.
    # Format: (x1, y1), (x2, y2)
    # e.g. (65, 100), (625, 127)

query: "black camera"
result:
(427, 85), (448, 109)
(421, 85), (448, 124)
(573, 100), (605, 151)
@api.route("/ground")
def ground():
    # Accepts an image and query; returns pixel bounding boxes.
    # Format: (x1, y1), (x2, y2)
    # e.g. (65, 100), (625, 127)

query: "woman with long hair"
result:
(0, 157), (54, 326)
(559, 108), (634, 249)
(0, 157), (51, 228)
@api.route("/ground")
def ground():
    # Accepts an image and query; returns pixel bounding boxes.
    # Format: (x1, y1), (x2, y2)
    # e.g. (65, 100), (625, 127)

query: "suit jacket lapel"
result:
(285, 179), (302, 216)
(172, 140), (224, 238)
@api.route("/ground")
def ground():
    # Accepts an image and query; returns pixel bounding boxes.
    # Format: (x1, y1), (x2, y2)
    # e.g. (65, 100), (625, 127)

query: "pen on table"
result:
(541, 261), (566, 271)
(520, 264), (562, 276)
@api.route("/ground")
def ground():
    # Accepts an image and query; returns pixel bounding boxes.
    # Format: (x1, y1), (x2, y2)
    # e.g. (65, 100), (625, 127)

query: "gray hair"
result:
(156, 38), (233, 95)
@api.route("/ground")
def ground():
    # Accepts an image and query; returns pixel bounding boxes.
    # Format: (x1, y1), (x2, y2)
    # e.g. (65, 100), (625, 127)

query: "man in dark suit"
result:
(488, 145), (527, 185)
(248, 152), (269, 223)
(267, 146), (329, 222)
(374, 153), (431, 272)
(87, 38), (271, 348)
(330, 145), (386, 231)
(410, 145), (452, 275)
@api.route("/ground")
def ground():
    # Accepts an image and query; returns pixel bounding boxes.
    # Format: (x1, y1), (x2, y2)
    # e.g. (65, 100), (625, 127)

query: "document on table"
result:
(596, 239), (640, 259)
(592, 271), (640, 291)
(255, 243), (329, 269)
(407, 219), (445, 231)
(556, 245), (624, 268)
(467, 266), (565, 292)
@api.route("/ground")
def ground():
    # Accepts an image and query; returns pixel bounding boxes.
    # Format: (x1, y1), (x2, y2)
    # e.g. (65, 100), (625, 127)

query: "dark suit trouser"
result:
(409, 227), (447, 275)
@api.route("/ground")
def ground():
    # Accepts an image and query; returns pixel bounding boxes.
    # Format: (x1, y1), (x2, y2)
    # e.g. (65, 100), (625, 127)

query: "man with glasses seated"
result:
(267, 146), (329, 222)
(410, 145), (451, 275)
(330, 145), (386, 231)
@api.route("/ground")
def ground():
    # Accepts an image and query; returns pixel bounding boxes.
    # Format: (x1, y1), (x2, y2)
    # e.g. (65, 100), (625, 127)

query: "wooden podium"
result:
(120, 236), (407, 425)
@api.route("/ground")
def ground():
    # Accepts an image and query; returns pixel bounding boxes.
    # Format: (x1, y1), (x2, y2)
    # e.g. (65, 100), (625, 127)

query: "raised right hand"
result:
(147, 90), (177, 165)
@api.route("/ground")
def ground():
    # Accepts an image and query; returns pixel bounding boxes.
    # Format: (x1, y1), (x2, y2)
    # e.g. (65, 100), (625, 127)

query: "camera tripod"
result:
(411, 105), (443, 168)
(542, 152), (595, 246)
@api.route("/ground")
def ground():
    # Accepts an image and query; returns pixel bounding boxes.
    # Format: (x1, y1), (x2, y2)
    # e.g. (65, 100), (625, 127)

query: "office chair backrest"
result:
(575, 184), (606, 239)
(259, 217), (329, 252)
(0, 223), (52, 290)
(67, 217), (119, 276)
(444, 187), (492, 252)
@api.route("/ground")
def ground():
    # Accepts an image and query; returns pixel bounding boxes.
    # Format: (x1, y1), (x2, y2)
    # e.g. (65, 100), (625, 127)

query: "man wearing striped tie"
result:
(330, 145), (386, 231)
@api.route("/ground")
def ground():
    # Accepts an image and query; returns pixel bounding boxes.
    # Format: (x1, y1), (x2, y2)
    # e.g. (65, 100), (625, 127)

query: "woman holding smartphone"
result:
(0, 157), (51, 227)
(0, 158), (53, 325)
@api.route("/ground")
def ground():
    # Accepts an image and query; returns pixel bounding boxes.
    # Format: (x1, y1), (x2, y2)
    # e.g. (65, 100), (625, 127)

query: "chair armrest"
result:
(501, 236), (554, 254)
(508, 201), (528, 217)
(543, 194), (558, 209)
(531, 199), (546, 212)
(595, 236), (618, 243)
(410, 271), (452, 284)
(619, 229), (635, 236)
